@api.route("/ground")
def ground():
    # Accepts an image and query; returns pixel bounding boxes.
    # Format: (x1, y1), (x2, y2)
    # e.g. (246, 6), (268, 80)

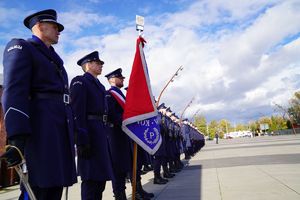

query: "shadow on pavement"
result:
(142, 162), (202, 200)
(190, 153), (300, 169)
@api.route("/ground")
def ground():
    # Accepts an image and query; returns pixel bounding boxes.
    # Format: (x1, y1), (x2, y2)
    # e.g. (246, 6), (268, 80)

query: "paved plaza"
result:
(1, 134), (300, 200)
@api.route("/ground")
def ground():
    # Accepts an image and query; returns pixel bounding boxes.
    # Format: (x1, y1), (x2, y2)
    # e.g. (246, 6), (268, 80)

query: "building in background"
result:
(0, 73), (19, 188)
(0, 73), (5, 154)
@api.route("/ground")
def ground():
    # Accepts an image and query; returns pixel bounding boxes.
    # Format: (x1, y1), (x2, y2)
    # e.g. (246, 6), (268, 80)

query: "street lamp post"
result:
(192, 108), (201, 122)
(156, 65), (183, 106)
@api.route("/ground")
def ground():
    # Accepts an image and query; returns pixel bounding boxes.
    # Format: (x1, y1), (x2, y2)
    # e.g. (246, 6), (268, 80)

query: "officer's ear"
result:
(108, 78), (114, 84)
(32, 22), (43, 33)
(81, 64), (87, 72)
(83, 62), (92, 72)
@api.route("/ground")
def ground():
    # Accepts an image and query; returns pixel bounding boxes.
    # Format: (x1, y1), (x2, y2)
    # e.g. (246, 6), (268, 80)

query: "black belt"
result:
(32, 93), (70, 104)
(87, 114), (114, 127)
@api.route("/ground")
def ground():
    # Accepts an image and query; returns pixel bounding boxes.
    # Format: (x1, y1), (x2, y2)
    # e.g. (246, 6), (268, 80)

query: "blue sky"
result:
(1, 0), (300, 127)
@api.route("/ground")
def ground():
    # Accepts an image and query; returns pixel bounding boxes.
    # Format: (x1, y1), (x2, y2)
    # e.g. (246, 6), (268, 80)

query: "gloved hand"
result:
(1, 135), (27, 167)
(1, 146), (23, 167)
(77, 144), (92, 159)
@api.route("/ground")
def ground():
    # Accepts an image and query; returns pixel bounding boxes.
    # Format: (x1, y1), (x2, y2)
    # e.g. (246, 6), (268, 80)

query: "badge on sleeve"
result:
(7, 45), (23, 52)
(72, 81), (83, 86)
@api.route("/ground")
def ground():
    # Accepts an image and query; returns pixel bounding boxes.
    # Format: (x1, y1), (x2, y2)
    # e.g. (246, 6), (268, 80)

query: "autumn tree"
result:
(270, 115), (287, 131)
(194, 115), (207, 135)
(218, 119), (230, 137)
(288, 91), (300, 124)
(249, 121), (258, 132)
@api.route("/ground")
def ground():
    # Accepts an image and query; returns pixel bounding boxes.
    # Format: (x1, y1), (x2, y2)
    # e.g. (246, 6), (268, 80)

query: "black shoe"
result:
(136, 180), (154, 199)
(114, 191), (127, 200)
(171, 167), (181, 173)
(161, 177), (168, 182)
(154, 177), (167, 184)
(163, 172), (175, 178)
(169, 169), (179, 173)
(143, 165), (152, 172)
(135, 192), (151, 200)
(142, 190), (154, 198)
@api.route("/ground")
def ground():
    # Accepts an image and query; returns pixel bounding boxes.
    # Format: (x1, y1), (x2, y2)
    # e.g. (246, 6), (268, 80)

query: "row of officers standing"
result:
(1, 9), (204, 200)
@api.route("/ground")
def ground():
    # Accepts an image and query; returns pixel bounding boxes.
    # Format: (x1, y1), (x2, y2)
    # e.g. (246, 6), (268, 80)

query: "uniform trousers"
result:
(19, 186), (63, 200)
(112, 170), (127, 194)
(153, 156), (163, 176)
(161, 157), (168, 172)
(81, 180), (106, 200)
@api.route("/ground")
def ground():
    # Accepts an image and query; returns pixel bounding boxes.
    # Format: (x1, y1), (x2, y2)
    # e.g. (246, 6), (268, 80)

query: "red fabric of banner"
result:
(123, 36), (154, 120)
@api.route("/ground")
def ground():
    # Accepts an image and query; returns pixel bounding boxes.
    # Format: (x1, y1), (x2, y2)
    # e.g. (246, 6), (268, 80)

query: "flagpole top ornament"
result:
(136, 15), (144, 35)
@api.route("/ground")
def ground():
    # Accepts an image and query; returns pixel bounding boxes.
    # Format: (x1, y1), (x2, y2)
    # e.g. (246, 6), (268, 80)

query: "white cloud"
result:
(1, 0), (299, 124)
(60, 11), (117, 34)
(142, 0), (300, 122)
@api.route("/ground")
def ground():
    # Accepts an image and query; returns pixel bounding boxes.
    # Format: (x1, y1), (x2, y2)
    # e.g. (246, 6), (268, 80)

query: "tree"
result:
(270, 115), (287, 131)
(194, 115), (207, 135)
(219, 119), (230, 137)
(249, 121), (258, 132)
(288, 91), (300, 124)
(236, 123), (247, 131)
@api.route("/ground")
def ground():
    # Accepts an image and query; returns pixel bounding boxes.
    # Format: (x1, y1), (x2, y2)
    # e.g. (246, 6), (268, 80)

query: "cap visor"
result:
(57, 23), (64, 32)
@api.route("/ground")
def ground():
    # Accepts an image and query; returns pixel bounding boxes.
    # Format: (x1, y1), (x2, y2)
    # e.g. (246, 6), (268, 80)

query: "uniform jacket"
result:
(2, 36), (77, 187)
(70, 72), (114, 181)
(107, 86), (132, 173)
(154, 112), (167, 157)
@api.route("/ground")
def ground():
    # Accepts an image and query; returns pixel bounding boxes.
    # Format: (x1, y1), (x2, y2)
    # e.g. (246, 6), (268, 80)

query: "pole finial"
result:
(136, 15), (144, 36)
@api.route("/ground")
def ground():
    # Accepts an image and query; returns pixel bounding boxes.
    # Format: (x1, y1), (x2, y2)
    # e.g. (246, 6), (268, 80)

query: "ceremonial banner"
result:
(122, 36), (161, 155)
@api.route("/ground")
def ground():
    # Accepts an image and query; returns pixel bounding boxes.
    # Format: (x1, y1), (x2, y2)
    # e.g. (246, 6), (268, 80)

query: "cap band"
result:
(40, 19), (57, 23)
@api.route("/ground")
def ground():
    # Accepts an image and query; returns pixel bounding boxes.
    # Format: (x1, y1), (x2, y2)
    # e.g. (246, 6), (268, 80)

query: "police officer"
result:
(1, 9), (77, 200)
(105, 68), (153, 200)
(70, 51), (114, 200)
(173, 116), (184, 171)
(153, 104), (169, 185)
(105, 68), (132, 200)
(182, 119), (192, 160)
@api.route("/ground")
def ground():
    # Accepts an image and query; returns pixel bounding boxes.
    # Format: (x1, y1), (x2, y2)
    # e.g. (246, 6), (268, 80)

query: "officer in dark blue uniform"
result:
(174, 117), (184, 170)
(70, 51), (114, 200)
(105, 68), (132, 200)
(153, 103), (169, 185)
(165, 109), (179, 174)
(106, 68), (153, 200)
(1, 9), (77, 200)
(182, 119), (192, 160)
(169, 115), (182, 173)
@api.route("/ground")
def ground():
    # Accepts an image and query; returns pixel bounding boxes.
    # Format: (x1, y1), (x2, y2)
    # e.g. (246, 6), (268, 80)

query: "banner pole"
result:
(130, 15), (145, 200)
(131, 142), (138, 200)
